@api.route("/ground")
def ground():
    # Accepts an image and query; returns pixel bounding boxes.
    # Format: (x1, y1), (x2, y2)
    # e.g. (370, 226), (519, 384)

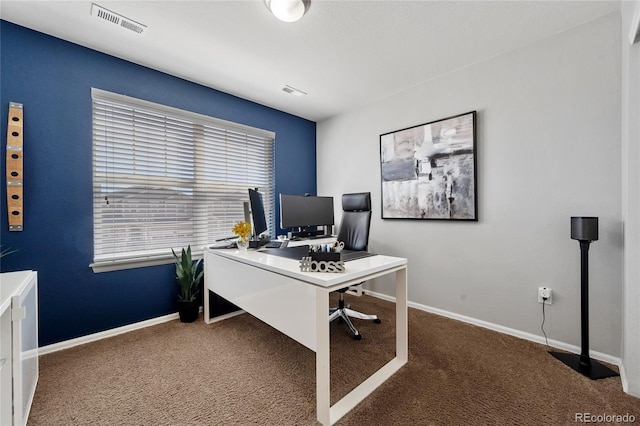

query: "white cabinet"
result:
(0, 271), (38, 426)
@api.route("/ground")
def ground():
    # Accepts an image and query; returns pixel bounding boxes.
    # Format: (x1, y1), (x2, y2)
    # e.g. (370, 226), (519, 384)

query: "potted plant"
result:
(0, 245), (17, 258)
(0, 246), (17, 273)
(171, 245), (203, 323)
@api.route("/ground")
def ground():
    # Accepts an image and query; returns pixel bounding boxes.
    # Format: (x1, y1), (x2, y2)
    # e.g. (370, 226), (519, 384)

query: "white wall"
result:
(318, 13), (623, 357)
(621, 0), (640, 397)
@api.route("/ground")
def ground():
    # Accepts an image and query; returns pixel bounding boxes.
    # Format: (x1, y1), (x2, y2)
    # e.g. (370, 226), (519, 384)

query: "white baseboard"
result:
(39, 312), (180, 355)
(619, 363), (629, 393)
(365, 289), (621, 368)
(38, 307), (245, 355)
(40, 291), (622, 378)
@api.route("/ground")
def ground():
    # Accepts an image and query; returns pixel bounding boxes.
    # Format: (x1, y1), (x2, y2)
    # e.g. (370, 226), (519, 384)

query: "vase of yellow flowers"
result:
(232, 221), (252, 251)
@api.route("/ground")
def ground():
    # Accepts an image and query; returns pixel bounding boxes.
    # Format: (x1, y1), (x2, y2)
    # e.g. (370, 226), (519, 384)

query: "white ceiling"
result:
(0, 0), (621, 122)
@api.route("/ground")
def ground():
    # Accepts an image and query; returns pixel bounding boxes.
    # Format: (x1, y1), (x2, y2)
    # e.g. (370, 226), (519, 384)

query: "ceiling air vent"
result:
(282, 85), (307, 97)
(91, 3), (147, 35)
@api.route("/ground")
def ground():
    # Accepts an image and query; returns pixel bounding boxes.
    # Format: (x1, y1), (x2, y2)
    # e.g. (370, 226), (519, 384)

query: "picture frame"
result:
(380, 111), (477, 221)
(629, 0), (640, 44)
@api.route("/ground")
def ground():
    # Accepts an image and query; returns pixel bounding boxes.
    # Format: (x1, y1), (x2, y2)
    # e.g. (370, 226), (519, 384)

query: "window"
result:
(91, 89), (275, 272)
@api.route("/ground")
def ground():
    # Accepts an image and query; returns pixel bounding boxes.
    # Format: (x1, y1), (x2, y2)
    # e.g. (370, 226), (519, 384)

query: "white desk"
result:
(204, 247), (408, 425)
(0, 271), (38, 426)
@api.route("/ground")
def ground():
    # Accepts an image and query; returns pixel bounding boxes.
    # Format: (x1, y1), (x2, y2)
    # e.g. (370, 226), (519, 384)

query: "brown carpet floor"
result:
(28, 294), (640, 425)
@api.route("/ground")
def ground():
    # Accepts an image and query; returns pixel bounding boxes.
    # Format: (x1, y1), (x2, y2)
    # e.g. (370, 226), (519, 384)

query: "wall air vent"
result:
(91, 3), (147, 35)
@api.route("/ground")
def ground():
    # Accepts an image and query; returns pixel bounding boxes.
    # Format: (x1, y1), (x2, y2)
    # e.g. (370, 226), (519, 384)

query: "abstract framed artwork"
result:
(380, 111), (477, 221)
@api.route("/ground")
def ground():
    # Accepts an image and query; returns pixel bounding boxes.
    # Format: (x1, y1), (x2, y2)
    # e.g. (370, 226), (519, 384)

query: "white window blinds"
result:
(91, 88), (275, 272)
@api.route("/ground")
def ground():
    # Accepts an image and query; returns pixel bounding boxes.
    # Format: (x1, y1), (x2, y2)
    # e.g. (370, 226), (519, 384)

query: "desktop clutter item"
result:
(299, 241), (346, 273)
(232, 220), (252, 250)
(209, 238), (237, 249)
(310, 241), (344, 260)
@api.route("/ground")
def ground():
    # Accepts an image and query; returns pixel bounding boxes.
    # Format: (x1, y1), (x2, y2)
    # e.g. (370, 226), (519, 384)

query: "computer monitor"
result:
(248, 188), (268, 237)
(279, 194), (334, 236)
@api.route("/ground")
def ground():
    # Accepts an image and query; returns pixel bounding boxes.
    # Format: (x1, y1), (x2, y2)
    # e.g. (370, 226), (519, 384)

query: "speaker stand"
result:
(549, 351), (618, 380)
(549, 240), (618, 380)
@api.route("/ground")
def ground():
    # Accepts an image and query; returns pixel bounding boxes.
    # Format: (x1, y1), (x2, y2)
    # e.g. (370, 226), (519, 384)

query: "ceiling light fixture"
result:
(264, 0), (311, 23)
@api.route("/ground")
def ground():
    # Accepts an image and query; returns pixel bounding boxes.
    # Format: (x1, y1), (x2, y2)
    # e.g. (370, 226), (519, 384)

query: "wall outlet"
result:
(538, 287), (552, 305)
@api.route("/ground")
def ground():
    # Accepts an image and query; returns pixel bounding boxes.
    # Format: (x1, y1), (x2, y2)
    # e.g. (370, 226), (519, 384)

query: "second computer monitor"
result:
(279, 194), (334, 234)
(248, 188), (268, 237)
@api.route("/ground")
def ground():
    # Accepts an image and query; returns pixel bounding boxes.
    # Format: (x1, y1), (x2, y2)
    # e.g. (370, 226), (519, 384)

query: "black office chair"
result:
(329, 192), (380, 340)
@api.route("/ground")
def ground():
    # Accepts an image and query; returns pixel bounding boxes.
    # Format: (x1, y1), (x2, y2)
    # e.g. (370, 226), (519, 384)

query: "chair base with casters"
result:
(329, 288), (381, 340)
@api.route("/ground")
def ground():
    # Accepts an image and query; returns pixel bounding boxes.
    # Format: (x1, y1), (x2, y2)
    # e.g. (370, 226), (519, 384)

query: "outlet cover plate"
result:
(538, 287), (552, 305)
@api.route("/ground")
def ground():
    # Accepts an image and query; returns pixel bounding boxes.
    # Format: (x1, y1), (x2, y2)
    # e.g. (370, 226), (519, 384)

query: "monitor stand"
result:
(289, 229), (324, 239)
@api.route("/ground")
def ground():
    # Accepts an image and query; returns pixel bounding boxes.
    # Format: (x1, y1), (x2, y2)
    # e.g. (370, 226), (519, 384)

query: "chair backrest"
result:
(337, 192), (372, 251)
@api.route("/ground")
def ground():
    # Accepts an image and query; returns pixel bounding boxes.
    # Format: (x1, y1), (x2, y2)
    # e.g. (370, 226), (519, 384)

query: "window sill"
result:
(90, 248), (204, 273)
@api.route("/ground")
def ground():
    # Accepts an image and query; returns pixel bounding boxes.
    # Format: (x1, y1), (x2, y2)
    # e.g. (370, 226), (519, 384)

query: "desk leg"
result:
(396, 267), (408, 362)
(204, 288), (211, 324)
(316, 288), (330, 425)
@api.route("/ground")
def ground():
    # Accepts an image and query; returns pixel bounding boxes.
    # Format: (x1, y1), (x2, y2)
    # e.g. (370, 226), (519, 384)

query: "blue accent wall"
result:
(0, 21), (317, 346)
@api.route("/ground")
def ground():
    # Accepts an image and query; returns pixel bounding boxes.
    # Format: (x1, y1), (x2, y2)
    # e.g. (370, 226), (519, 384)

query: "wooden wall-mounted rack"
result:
(6, 102), (24, 231)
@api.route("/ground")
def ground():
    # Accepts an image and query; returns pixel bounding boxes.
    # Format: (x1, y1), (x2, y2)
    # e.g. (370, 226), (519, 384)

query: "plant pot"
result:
(177, 299), (199, 323)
